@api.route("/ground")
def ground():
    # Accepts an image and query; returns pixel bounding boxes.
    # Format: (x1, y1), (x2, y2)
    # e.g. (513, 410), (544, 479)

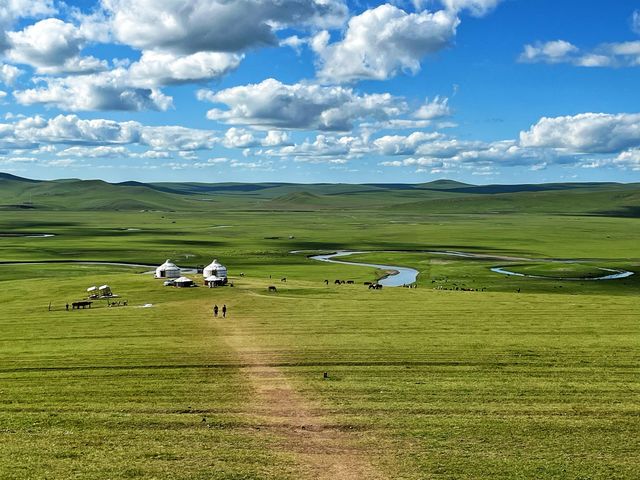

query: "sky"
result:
(0, 0), (639, 184)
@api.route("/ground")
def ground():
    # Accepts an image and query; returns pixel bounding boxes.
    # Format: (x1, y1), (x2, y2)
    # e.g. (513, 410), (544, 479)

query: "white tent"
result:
(99, 285), (113, 296)
(155, 259), (181, 279)
(174, 276), (195, 288)
(203, 259), (228, 283)
(204, 275), (225, 287)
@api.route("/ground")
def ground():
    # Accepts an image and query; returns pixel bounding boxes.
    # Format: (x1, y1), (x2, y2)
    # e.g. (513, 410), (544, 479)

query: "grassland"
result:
(0, 174), (639, 479)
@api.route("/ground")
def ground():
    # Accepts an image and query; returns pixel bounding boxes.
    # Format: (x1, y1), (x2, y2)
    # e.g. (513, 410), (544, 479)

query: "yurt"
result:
(203, 259), (228, 284)
(204, 275), (225, 287)
(155, 259), (181, 279)
(174, 276), (195, 288)
(87, 286), (98, 298)
(99, 285), (113, 297)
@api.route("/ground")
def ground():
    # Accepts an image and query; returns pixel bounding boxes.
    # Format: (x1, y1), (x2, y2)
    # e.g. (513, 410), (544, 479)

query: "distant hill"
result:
(1, 172), (639, 216)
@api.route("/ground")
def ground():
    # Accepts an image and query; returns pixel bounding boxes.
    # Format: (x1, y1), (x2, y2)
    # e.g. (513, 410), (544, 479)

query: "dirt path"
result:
(224, 331), (385, 479)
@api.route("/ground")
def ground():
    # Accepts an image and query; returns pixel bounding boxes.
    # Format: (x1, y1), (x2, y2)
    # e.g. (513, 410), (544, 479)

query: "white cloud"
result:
(519, 113), (640, 154)
(520, 39), (640, 68)
(0, 114), (220, 154)
(519, 40), (579, 64)
(312, 4), (459, 82)
(140, 125), (219, 151)
(14, 70), (173, 111)
(414, 96), (451, 120)
(101, 0), (347, 54)
(57, 145), (128, 158)
(127, 51), (243, 86)
(266, 133), (365, 163)
(223, 128), (260, 148)
(7, 18), (106, 74)
(0, 63), (22, 85)
(441, 0), (503, 17)
(632, 10), (640, 35)
(262, 130), (291, 147)
(615, 149), (640, 170)
(198, 78), (405, 131)
(374, 131), (443, 155)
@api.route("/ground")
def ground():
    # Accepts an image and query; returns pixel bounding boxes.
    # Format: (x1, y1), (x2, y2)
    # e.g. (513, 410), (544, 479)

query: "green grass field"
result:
(1, 175), (639, 479)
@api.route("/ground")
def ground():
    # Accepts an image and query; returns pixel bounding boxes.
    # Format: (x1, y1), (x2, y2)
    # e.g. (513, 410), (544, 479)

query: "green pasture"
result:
(1, 176), (639, 478)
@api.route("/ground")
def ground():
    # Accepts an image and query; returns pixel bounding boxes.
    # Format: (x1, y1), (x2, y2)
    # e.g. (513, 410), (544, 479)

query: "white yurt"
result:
(99, 285), (113, 297)
(87, 286), (98, 298)
(203, 259), (228, 284)
(155, 259), (181, 279)
(174, 276), (195, 288)
(204, 275), (225, 287)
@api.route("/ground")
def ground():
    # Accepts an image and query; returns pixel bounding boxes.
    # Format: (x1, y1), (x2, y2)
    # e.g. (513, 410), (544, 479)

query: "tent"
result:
(174, 276), (195, 288)
(204, 275), (225, 287)
(99, 285), (113, 297)
(203, 259), (228, 284)
(155, 259), (181, 279)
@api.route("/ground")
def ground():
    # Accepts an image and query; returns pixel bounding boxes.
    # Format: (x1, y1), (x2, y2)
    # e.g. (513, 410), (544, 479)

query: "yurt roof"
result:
(99, 285), (110, 290)
(205, 259), (224, 268)
(158, 259), (179, 269)
(175, 276), (193, 283)
(87, 286), (97, 292)
(205, 275), (223, 281)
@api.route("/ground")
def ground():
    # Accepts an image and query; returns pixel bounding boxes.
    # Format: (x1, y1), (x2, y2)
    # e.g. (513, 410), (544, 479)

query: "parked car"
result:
(163, 280), (176, 287)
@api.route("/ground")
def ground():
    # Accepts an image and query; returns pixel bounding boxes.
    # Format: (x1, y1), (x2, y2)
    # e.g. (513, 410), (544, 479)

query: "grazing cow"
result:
(281, 277), (287, 283)
(375, 284), (383, 290)
(324, 279), (329, 285)
(340, 280), (346, 285)
(268, 285), (277, 292)
(346, 280), (354, 284)
(335, 279), (341, 285)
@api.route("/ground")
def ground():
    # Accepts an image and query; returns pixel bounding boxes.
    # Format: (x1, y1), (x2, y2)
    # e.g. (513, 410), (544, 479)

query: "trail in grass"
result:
(222, 320), (385, 480)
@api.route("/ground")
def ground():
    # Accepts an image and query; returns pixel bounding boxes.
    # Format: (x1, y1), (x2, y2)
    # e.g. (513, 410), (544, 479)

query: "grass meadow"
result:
(1, 200), (639, 478)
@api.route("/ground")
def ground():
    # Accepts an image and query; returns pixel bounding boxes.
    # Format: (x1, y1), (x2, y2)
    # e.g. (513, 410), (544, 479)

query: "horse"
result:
(324, 279), (329, 285)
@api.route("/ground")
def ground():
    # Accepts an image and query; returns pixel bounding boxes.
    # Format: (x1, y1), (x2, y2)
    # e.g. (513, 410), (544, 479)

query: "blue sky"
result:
(1, 0), (639, 184)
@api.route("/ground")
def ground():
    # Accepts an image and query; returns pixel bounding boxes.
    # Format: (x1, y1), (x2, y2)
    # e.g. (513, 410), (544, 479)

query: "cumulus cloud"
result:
(101, 0), (347, 54)
(632, 10), (640, 35)
(519, 113), (640, 154)
(0, 0), (57, 52)
(14, 70), (173, 111)
(198, 78), (405, 131)
(414, 96), (451, 120)
(312, 4), (459, 82)
(0, 63), (23, 85)
(265, 134), (365, 163)
(0, 114), (220, 154)
(440, 0), (503, 16)
(520, 39), (640, 68)
(7, 18), (107, 74)
(58, 145), (128, 157)
(127, 51), (243, 87)
(374, 132), (443, 155)
(519, 40), (579, 64)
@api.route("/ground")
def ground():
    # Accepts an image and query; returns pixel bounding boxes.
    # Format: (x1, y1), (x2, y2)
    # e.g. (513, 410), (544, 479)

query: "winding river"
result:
(308, 251), (419, 287)
(297, 250), (635, 287)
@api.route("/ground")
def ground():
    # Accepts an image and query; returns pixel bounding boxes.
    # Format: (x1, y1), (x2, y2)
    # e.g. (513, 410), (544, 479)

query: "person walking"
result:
(222, 304), (227, 318)
(213, 305), (219, 317)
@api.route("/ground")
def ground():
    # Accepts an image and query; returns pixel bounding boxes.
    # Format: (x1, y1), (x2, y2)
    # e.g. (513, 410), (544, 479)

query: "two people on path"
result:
(213, 304), (227, 318)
